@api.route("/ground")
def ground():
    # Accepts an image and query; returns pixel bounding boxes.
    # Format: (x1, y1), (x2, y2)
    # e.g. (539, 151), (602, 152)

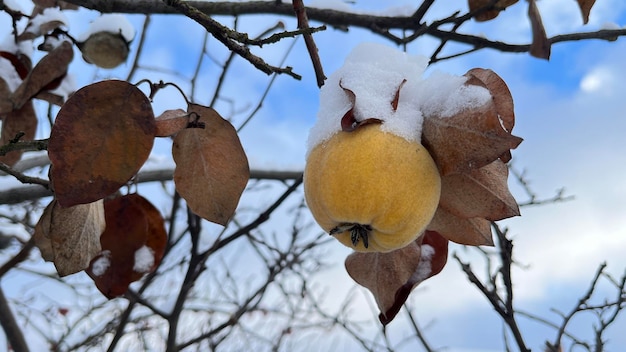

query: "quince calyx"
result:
(330, 223), (373, 248)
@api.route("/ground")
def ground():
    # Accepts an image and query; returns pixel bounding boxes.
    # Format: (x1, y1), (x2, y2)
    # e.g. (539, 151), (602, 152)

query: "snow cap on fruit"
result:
(307, 42), (492, 154)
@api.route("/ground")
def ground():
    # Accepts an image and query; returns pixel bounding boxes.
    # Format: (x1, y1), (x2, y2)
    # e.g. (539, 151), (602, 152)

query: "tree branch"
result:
(162, 0), (301, 79)
(61, 0), (626, 58)
(293, 0), (326, 87)
(0, 286), (30, 352)
(0, 167), (302, 205)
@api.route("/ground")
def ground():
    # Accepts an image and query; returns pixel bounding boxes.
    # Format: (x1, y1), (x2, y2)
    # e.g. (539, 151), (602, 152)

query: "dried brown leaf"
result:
(428, 206), (493, 246)
(172, 104), (249, 225)
(155, 109), (188, 137)
(86, 194), (167, 298)
(0, 51), (31, 79)
(0, 101), (37, 166)
(345, 231), (448, 325)
(10, 41), (73, 110)
(421, 98), (522, 176)
(48, 80), (155, 207)
(33, 199), (105, 276)
(528, 0), (551, 59)
(465, 68), (515, 133)
(440, 160), (519, 221)
(18, 19), (66, 41)
(0, 82), (11, 116)
(469, 0), (519, 21)
(33, 202), (54, 261)
(576, 0), (596, 24)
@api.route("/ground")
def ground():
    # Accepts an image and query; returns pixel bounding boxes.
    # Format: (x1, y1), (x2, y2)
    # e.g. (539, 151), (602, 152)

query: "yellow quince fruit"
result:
(304, 123), (441, 252)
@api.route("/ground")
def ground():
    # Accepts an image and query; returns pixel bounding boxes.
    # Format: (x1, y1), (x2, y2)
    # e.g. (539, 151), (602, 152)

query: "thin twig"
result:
(404, 305), (435, 352)
(0, 286), (30, 352)
(551, 263), (607, 350)
(163, 0), (301, 79)
(0, 162), (49, 188)
(293, 0), (326, 87)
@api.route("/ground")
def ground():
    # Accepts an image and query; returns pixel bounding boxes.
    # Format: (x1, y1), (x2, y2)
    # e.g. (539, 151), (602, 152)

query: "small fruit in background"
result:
(76, 14), (135, 69)
(78, 31), (129, 69)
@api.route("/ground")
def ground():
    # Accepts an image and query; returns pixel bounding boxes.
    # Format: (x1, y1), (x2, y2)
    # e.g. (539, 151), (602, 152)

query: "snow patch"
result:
(133, 245), (155, 273)
(25, 8), (68, 37)
(77, 14), (135, 42)
(1, 35), (33, 57)
(412, 244), (434, 283)
(0, 57), (23, 92)
(308, 1), (415, 16)
(307, 42), (491, 153)
(600, 22), (621, 30)
(49, 73), (76, 99)
(91, 250), (111, 276)
(412, 71), (492, 118)
(3, 0), (24, 12)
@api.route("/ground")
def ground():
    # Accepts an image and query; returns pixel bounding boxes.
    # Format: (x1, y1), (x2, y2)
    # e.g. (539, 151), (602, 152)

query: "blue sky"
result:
(1, 0), (626, 351)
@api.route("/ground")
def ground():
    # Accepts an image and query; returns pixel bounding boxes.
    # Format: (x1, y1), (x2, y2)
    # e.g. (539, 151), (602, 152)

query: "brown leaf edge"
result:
(469, 0), (520, 22)
(8, 41), (73, 112)
(155, 109), (189, 137)
(438, 159), (520, 221)
(429, 69), (520, 244)
(528, 0), (551, 60)
(464, 68), (522, 164)
(428, 205), (494, 246)
(172, 104), (250, 226)
(379, 230), (449, 325)
(576, 0), (597, 24)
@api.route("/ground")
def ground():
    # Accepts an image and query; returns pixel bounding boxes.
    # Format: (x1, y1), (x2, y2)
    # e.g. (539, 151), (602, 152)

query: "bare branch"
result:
(0, 287), (30, 352)
(0, 162), (49, 188)
(162, 0), (301, 79)
(0, 166), (302, 205)
(403, 305), (437, 352)
(293, 0), (326, 87)
(454, 224), (531, 352)
(61, 1), (626, 59)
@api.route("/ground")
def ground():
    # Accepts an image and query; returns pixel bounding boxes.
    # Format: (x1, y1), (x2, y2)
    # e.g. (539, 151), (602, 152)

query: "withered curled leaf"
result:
(9, 41), (73, 111)
(86, 194), (167, 299)
(439, 160), (520, 221)
(469, 0), (519, 22)
(345, 231), (448, 325)
(422, 69), (522, 175)
(576, 0), (597, 24)
(0, 101), (37, 166)
(428, 206), (493, 246)
(528, 0), (551, 60)
(422, 103), (522, 176)
(155, 109), (188, 137)
(172, 104), (249, 225)
(48, 80), (155, 207)
(33, 199), (105, 276)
